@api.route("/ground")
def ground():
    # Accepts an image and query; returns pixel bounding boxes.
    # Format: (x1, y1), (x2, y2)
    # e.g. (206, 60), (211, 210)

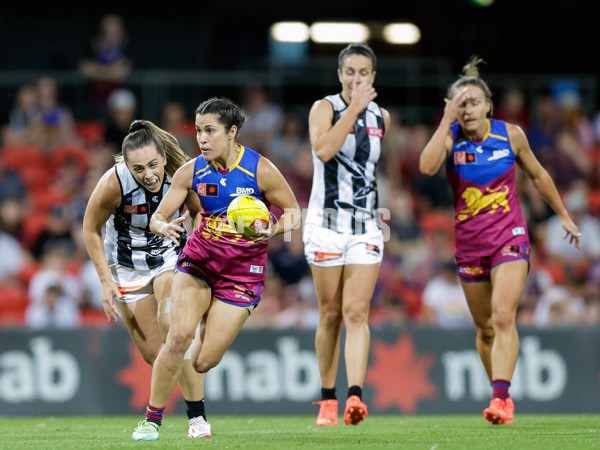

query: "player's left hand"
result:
(159, 210), (189, 246)
(561, 216), (582, 249)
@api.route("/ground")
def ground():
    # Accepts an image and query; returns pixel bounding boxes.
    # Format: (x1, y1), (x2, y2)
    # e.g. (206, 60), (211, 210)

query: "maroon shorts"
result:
(176, 251), (264, 307)
(455, 239), (531, 282)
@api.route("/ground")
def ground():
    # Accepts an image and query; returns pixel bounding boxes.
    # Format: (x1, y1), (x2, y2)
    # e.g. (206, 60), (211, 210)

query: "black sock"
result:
(321, 387), (336, 401)
(185, 399), (206, 420)
(348, 385), (362, 399)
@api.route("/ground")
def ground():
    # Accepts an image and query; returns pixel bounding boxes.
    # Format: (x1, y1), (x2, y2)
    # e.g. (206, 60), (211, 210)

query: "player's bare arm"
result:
(150, 160), (195, 246)
(82, 169), (124, 321)
(309, 84), (375, 163)
(419, 87), (468, 176)
(511, 123), (581, 249)
(256, 156), (301, 237)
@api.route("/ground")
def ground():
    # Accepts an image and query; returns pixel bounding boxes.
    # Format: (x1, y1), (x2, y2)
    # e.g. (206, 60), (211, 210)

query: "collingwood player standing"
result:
(304, 43), (390, 427)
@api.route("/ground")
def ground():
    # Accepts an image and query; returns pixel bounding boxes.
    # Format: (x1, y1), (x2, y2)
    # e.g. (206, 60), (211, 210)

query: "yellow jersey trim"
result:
(195, 163), (212, 176)
(231, 145), (256, 178)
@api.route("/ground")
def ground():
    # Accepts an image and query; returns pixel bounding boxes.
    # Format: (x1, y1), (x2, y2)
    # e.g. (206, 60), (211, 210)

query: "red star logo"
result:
(116, 342), (183, 412)
(365, 334), (437, 413)
(209, 186), (216, 193)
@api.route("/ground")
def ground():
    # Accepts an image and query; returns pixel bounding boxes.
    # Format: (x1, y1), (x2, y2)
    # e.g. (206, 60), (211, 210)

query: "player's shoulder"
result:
(97, 165), (121, 193)
(504, 121), (528, 146)
(310, 97), (334, 114)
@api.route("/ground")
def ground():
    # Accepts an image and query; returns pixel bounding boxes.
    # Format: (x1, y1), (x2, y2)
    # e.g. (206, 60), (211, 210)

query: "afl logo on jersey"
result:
(197, 183), (219, 196)
(124, 204), (149, 214)
(454, 151), (477, 165)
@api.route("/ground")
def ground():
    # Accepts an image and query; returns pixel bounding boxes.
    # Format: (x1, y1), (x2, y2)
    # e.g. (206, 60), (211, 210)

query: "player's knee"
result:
(193, 357), (219, 374)
(140, 350), (158, 366)
(166, 328), (194, 355)
(476, 326), (495, 344)
(343, 306), (368, 327)
(492, 307), (516, 331)
(321, 307), (343, 328)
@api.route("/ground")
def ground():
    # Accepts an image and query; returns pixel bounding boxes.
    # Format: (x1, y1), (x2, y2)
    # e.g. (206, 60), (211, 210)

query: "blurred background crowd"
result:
(0, 12), (599, 331)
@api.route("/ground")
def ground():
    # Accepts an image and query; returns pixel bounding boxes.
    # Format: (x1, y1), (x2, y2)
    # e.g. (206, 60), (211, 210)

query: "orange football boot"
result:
(344, 395), (368, 425)
(483, 397), (515, 425)
(313, 399), (339, 426)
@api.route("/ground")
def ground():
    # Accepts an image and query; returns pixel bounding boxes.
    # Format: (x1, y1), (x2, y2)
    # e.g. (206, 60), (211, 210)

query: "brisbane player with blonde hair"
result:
(419, 56), (581, 424)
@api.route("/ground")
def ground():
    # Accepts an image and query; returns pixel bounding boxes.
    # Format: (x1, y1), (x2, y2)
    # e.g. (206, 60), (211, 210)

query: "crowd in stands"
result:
(0, 16), (599, 331)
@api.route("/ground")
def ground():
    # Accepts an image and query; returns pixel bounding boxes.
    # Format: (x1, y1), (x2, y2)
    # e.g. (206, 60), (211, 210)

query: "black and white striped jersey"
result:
(305, 93), (385, 234)
(103, 163), (186, 270)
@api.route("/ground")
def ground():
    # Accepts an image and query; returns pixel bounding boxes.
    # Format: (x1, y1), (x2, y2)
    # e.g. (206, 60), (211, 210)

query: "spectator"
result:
(268, 228), (309, 285)
(1, 83), (43, 145)
(379, 108), (411, 187)
(25, 242), (82, 329)
(0, 160), (27, 205)
(531, 274), (586, 328)
(273, 284), (320, 330)
(103, 88), (137, 153)
(540, 128), (591, 191)
(544, 180), (600, 271)
(31, 203), (78, 261)
(420, 260), (472, 328)
(79, 13), (132, 119)
(527, 95), (561, 156)
(266, 112), (309, 168)
(78, 258), (103, 310)
(494, 87), (529, 132)
(0, 227), (27, 284)
(238, 84), (284, 152)
(35, 75), (77, 151)
(161, 101), (196, 157)
(0, 196), (27, 244)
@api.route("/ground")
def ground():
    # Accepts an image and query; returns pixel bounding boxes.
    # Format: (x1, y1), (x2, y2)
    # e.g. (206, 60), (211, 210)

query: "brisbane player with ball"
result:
(132, 97), (301, 441)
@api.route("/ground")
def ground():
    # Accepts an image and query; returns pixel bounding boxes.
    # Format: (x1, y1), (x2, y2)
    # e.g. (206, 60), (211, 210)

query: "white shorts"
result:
(108, 251), (179, 303)
(303, 223), (384, 267)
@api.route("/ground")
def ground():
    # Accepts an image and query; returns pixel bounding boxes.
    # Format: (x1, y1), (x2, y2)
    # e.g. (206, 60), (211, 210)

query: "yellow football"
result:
(226, 195), (270, 236)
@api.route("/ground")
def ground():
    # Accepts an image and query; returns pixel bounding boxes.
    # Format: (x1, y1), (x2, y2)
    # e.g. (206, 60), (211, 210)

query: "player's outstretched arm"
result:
(150, 160), (195, 246)
(512, 123), (582, 249)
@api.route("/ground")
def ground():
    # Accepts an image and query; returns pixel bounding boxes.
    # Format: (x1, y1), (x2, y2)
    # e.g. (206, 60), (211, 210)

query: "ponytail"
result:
(116, 119), (190, 177)
(447, 55), (494, 116)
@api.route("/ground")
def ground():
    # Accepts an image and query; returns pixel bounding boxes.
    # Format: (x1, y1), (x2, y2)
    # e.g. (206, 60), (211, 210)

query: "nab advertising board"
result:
(0, 327), (598, 415)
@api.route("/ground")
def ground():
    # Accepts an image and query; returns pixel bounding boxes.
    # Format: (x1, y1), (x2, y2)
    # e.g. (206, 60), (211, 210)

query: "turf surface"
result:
(1, 414), (598, 449)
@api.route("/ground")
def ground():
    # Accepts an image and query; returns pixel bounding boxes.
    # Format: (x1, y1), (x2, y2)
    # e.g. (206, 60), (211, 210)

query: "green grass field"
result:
(1, 414), (598, 449)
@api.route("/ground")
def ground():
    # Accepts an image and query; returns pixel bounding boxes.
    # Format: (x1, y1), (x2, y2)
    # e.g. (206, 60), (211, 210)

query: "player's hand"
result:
(561, 216), (582, 250)
(349, 79), (377, 112)
(102, 281), (123, 322)
(443, 86), (469, 124)
(159, 210), (189, 246)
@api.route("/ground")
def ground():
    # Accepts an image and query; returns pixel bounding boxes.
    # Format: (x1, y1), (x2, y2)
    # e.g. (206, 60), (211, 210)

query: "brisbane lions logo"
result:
(458, 185), (510, 221)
